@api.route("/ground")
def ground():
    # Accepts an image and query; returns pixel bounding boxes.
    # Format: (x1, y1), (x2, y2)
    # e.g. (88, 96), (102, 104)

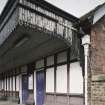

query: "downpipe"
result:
(82, 35), (90, 105)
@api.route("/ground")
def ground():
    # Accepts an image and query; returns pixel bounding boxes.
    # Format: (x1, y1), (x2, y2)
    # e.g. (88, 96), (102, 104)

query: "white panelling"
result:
(28, 74), (33, 90)
(46, 68), (54, 92)
(2, 80), (3, 89)
(36, 59), (44, 69)
(13, 76), (15, 91)
(2, 80), (4, 89)
(19, 75), (22, 104)
(47, 56), (54, 66)
(0, 80), (1, 89)
(2, 79), (5, 89)
(16, 75), (20, 91)
(4, 78), (6, 91)
(7, 78), (9, 91)
(70, 62), (83, 94)
(57, 52), (67, 63)
(1, 80), (2, 89)
(1, 80), (3, 89)
(10, 77), (12, 91)
(93, 5), (105, 24)
(56, 65), (67, 93)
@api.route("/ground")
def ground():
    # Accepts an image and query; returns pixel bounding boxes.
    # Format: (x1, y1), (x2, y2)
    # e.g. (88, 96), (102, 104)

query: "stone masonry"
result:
(90, 16), (105, 105)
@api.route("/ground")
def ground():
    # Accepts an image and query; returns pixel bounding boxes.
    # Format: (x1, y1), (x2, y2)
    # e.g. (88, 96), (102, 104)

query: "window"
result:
(16, 75), (20, 91)
(4, 78), (6, 91)
(13, 76), (15, 91)
(28, 74), (33, 90)
(46, 67), (54, 92)
(0, 80), (2, 90)
(10, 77), (12, 91)
(56, 65), (67, 93)
(2, 80), (4, 89)
(36, 59), (44, 69)
(21, 65), (27, 73)
(69, 62), (83, 94)
(7, 78), (9, 91)
(57, 51), (67, 63)
(47, 56), (54, 66)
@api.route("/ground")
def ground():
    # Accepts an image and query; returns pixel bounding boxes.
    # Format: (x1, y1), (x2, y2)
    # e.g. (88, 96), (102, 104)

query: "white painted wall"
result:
(56, 65), (67, 93)
(69, 62), (83, 94)
(46, 67), (54, 92)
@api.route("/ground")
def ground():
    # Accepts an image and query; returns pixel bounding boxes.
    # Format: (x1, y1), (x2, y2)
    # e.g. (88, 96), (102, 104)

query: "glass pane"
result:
(21, 65), (27, 73)
(10, 77), (12, 91)
(0, 80), (1, 89)
(70, 62), (83, 94)
(2, 80), (4, 89)
(57, 52), (67, 63)
(7, 78), (9, 91)
(13, 76), (15, 91)
(47, 56), (54, 66)
(28, 74), (33, 90)
(4, 78), (6, 91)
(16, 75), (20, 91)
(36, 59), (44, 69)
(46, 68), (54, 92)
(56, 65), (67, 93)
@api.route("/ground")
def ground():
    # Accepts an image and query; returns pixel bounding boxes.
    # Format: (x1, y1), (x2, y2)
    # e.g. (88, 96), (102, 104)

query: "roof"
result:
(80, 2), (105, 34)
(80, 2), (105, 22)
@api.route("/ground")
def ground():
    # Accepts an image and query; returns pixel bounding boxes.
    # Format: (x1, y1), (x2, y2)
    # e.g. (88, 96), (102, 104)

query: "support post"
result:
(34, 70), (36, 105)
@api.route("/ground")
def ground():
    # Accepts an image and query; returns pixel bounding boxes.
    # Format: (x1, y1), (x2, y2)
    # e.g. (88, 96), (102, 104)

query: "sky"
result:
(0, 0), (105, 18)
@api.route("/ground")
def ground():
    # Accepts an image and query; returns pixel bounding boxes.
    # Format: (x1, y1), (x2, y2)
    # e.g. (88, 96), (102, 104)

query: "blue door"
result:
(36, 71), (44, 105)
(22, 75), (28, 104)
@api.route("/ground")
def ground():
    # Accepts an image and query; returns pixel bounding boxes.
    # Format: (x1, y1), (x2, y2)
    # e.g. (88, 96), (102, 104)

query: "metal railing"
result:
(18, 5), (72, 44)
(0, 0), (73, 46)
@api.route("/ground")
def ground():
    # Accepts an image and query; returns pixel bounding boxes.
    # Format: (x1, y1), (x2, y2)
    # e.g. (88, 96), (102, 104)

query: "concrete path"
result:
(0, 101), (24, 105)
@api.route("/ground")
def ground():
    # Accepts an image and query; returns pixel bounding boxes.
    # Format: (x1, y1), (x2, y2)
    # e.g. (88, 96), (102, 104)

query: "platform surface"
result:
(0, 101), (24, 105)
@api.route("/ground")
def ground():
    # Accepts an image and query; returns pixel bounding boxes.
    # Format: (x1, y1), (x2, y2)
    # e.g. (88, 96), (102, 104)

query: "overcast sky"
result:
(0, 0), (105, 17)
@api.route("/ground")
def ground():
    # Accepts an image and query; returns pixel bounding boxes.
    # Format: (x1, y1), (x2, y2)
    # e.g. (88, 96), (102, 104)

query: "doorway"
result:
(36, 70), (44, 105)
(22, 74), (28, 104)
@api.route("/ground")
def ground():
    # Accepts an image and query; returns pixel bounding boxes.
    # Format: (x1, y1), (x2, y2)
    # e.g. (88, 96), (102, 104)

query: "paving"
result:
(0, 101), (23, 105)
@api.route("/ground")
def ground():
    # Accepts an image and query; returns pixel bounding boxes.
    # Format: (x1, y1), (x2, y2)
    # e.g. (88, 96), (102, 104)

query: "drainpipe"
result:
(82, 35), (90, 105)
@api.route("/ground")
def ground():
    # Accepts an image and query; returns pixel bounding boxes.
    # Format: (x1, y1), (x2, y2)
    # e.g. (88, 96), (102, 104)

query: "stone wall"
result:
(90, 16), (105, 105)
